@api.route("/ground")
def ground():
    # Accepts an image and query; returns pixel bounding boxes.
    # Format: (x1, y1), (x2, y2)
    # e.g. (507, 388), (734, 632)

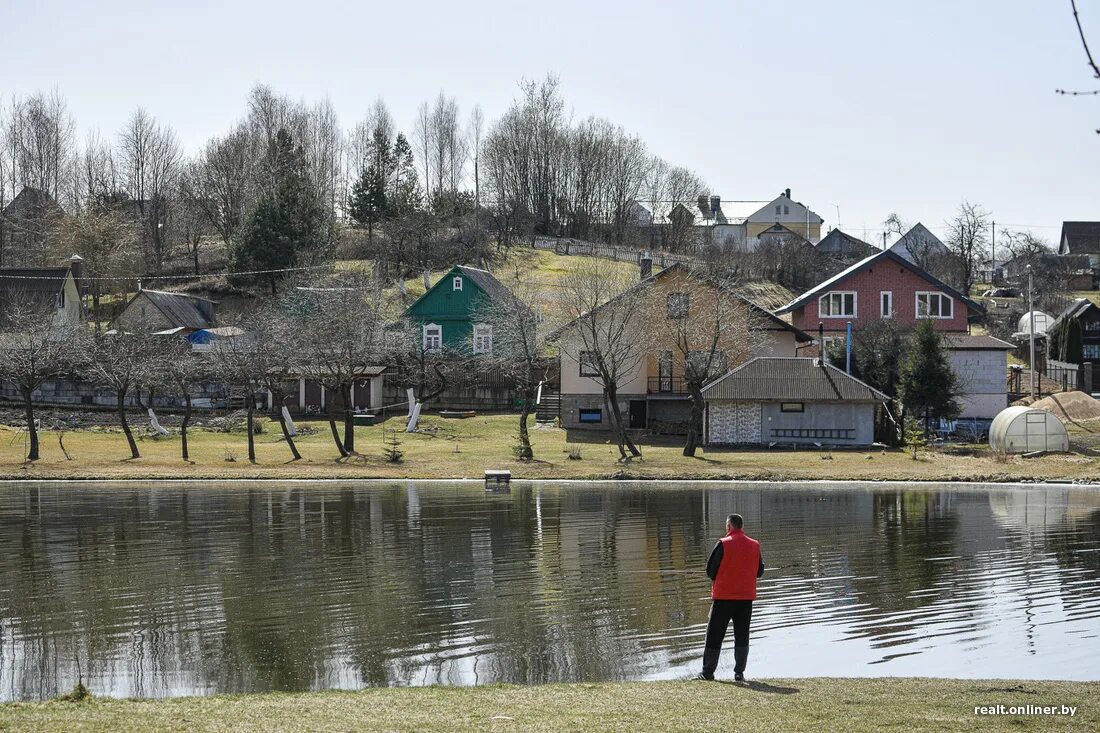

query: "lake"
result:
(0, 480), (1098, 700)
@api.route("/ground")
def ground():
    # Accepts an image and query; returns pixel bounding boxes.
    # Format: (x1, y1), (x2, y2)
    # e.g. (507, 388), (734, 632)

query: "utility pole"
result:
(991, 220), (996, 285)
(1028, 265), (1037, 401)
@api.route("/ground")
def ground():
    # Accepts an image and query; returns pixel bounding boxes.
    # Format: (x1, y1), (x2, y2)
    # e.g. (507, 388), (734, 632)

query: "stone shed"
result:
(702, 357), (889, 447)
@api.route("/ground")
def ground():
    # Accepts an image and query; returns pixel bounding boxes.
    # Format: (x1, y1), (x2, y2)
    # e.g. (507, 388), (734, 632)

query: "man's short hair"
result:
(726, 513), (744, 529)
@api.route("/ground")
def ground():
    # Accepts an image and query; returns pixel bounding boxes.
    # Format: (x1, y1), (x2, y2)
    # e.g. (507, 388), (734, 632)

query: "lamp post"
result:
(1028, 265), (1037, 401)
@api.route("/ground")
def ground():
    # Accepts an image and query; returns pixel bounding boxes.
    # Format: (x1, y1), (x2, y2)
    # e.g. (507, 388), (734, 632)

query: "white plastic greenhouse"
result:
(1016, 310), (1053, 336)
(988, 406), (1069, 454)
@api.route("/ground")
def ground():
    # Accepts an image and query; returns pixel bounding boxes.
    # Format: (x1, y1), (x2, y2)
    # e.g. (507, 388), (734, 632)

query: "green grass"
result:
(2, 412), (1097, 483)
(0, 679), (1095, 732)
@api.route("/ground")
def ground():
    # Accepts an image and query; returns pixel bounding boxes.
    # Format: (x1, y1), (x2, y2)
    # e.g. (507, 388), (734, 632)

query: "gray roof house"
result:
(816, 229), (877, 263)
(702, 357), (888, 447)
(111, 289), (217, 332)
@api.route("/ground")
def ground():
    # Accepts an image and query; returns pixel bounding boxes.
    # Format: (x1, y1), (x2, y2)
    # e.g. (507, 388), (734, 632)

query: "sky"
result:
(1, 0), (1097, 246)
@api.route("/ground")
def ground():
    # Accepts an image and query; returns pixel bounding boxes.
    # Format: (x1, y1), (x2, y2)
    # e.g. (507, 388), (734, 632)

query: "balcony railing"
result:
(647, 376), (688, 394)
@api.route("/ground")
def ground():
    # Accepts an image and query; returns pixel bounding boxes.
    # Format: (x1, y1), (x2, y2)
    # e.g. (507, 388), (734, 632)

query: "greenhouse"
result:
(988, 406), (1069, 454)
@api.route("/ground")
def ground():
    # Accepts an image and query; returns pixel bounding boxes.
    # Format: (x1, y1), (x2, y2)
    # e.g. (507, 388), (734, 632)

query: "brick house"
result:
(777, 249), (1012, 419)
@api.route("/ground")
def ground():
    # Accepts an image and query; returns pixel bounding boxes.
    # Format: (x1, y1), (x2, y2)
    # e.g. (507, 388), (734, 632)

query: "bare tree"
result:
(647, 265), (764, 457)
(188, 129), (252, 245)
(81, 331), (151, 459)
(556, 256), (647, 459)
(475, 279), (549, 460)
(0, 302), (80, 460)
(945, 201), (991, 296)
(1058, 1), (1100, 133)
(469, 105), (484, 227)
(296, 274), (391, 456)
(209, 325), (265, 463)
(118, 108), (181, 271)
(50, 205), (139, 331)
(162, 338), (206, 462)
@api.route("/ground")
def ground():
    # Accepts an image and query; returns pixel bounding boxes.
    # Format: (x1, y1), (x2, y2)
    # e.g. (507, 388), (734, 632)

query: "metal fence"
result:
(531, 237), (697, 269)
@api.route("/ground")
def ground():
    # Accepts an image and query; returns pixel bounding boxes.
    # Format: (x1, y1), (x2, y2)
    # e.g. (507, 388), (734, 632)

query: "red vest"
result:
(711, 529), (761, 601)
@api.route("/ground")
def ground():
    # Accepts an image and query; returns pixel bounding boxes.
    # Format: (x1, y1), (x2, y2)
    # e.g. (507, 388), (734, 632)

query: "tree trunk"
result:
(22, 389), (39, 461)
(276, 398), (302, 461)
(246, 392), (256, 463)
(517, 390), (534, 461)
(683, 388), (704, 457)
(327, 399), (349, 458)
(192, 244), (200, 275)
(118, 392), (140, 459)
(603, 386), (641, 459)
(181, 392), (192, 461)
(342, 382), (355, 453)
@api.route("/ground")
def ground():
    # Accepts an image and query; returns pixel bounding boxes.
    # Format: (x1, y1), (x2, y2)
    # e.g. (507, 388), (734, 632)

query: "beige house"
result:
(0, 255), (84, 328)
(553, 264), (811, 433)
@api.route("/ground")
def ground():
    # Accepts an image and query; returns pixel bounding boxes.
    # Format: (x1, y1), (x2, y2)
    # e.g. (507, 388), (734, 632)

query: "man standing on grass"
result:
(694, 513), (764, 682)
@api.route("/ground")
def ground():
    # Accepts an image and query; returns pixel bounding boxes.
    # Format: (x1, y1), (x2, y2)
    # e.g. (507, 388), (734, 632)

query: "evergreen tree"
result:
(348, 163), (387, 241)
(229, 128), (332, 293)
(898, 319), (961, 434)
(389, 133), (421, 216)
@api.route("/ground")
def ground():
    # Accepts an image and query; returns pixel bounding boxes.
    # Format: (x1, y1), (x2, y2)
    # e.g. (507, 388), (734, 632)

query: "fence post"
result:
(1084, 363), (1094, 396)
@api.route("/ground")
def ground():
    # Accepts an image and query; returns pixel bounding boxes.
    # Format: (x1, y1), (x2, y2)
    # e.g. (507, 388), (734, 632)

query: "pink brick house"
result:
(777, 249), (1012, 419)
(778, 248), (980, 334)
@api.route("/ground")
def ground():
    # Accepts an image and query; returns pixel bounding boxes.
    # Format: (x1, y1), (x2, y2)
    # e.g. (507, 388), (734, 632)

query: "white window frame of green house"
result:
(472, 323), (493, 354)
(452, 276), (463, 291)
(818, 291), (856, 318)
(422, 323), (442, 352)
(880, 291), (893, 319)
(915, 291), (953, 319)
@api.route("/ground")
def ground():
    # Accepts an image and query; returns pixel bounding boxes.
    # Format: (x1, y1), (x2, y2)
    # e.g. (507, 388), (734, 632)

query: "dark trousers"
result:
(705, 599), (753, 649)
(702, 599), (753, 675)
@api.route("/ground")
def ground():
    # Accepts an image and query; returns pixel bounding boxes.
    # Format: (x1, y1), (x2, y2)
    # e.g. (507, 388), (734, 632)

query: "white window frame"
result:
(818, 291), (857, 318)
(880, 291), (893, 319)
(452, 276), (463, 291)
(472, 323), (493, 354)
(422, 323), (442, 352)
(915, 291), (953, 320)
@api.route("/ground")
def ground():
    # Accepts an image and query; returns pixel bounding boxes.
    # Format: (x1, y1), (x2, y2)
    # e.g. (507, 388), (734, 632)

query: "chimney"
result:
(68, 254), (85, 294)
(640, 254), (653, 280)
(784, 188), (791, 199)
(697, 195), (709, 217)
(709, 196), (721, 216)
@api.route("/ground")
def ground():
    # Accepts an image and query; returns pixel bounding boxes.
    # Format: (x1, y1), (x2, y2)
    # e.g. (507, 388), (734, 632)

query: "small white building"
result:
(943, 334), (1015, 419)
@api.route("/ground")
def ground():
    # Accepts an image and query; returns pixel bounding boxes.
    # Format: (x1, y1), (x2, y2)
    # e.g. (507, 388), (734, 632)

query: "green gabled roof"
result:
(404, 264), (520, 317)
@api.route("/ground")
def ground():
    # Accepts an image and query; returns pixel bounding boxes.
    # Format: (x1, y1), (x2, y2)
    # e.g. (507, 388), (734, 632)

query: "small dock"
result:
(484, 470), (511, 492)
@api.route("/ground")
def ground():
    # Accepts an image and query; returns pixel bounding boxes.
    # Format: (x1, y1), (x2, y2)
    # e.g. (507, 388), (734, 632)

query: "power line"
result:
(0, 263), (335, 282)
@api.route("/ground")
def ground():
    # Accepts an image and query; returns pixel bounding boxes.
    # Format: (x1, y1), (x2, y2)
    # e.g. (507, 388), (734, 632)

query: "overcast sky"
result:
(2, 0), (1097, 245)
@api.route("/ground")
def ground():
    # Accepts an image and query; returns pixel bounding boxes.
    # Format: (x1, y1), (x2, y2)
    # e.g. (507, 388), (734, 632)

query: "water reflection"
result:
(0, 481), (1097, 700)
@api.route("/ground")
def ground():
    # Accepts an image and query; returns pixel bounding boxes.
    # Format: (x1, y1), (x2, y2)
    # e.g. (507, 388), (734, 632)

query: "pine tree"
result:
(389, 133), (421, 216)
(348, 163), (387, 241)
(229, 128), (332, 293)
(899, 319), (961, 435)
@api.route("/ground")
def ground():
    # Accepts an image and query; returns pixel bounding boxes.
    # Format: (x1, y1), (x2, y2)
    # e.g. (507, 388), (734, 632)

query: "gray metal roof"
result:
(1060, 222), (1100, 255)
(134, 289), (217, 329)
(702, 357), (890, 402)
(941, 333), (1015, 350)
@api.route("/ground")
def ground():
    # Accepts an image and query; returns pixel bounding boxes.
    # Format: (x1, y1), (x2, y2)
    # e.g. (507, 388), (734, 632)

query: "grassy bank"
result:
(1, 679), (1095, 732)
(1, 413), (1097, 483)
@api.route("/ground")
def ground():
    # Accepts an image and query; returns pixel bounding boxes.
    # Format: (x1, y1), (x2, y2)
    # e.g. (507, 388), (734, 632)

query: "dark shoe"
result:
(734, 671), (745, 682)
(692, 672), (715, 681)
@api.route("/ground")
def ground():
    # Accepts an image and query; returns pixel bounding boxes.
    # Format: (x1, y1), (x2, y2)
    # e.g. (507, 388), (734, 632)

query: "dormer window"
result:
(452, 276), (463, 291)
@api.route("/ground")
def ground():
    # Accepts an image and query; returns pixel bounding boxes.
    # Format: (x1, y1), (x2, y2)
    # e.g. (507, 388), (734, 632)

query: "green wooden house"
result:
(404, 265), (518, 354)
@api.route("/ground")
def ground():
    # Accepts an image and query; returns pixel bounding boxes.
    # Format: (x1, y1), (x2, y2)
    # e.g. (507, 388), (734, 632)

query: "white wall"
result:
(949, 348), (1009, 419)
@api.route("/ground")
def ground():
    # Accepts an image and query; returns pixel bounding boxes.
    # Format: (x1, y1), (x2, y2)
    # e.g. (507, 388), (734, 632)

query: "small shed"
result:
(988, 406), (1069, 454)
(702, 357), (889, 447)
